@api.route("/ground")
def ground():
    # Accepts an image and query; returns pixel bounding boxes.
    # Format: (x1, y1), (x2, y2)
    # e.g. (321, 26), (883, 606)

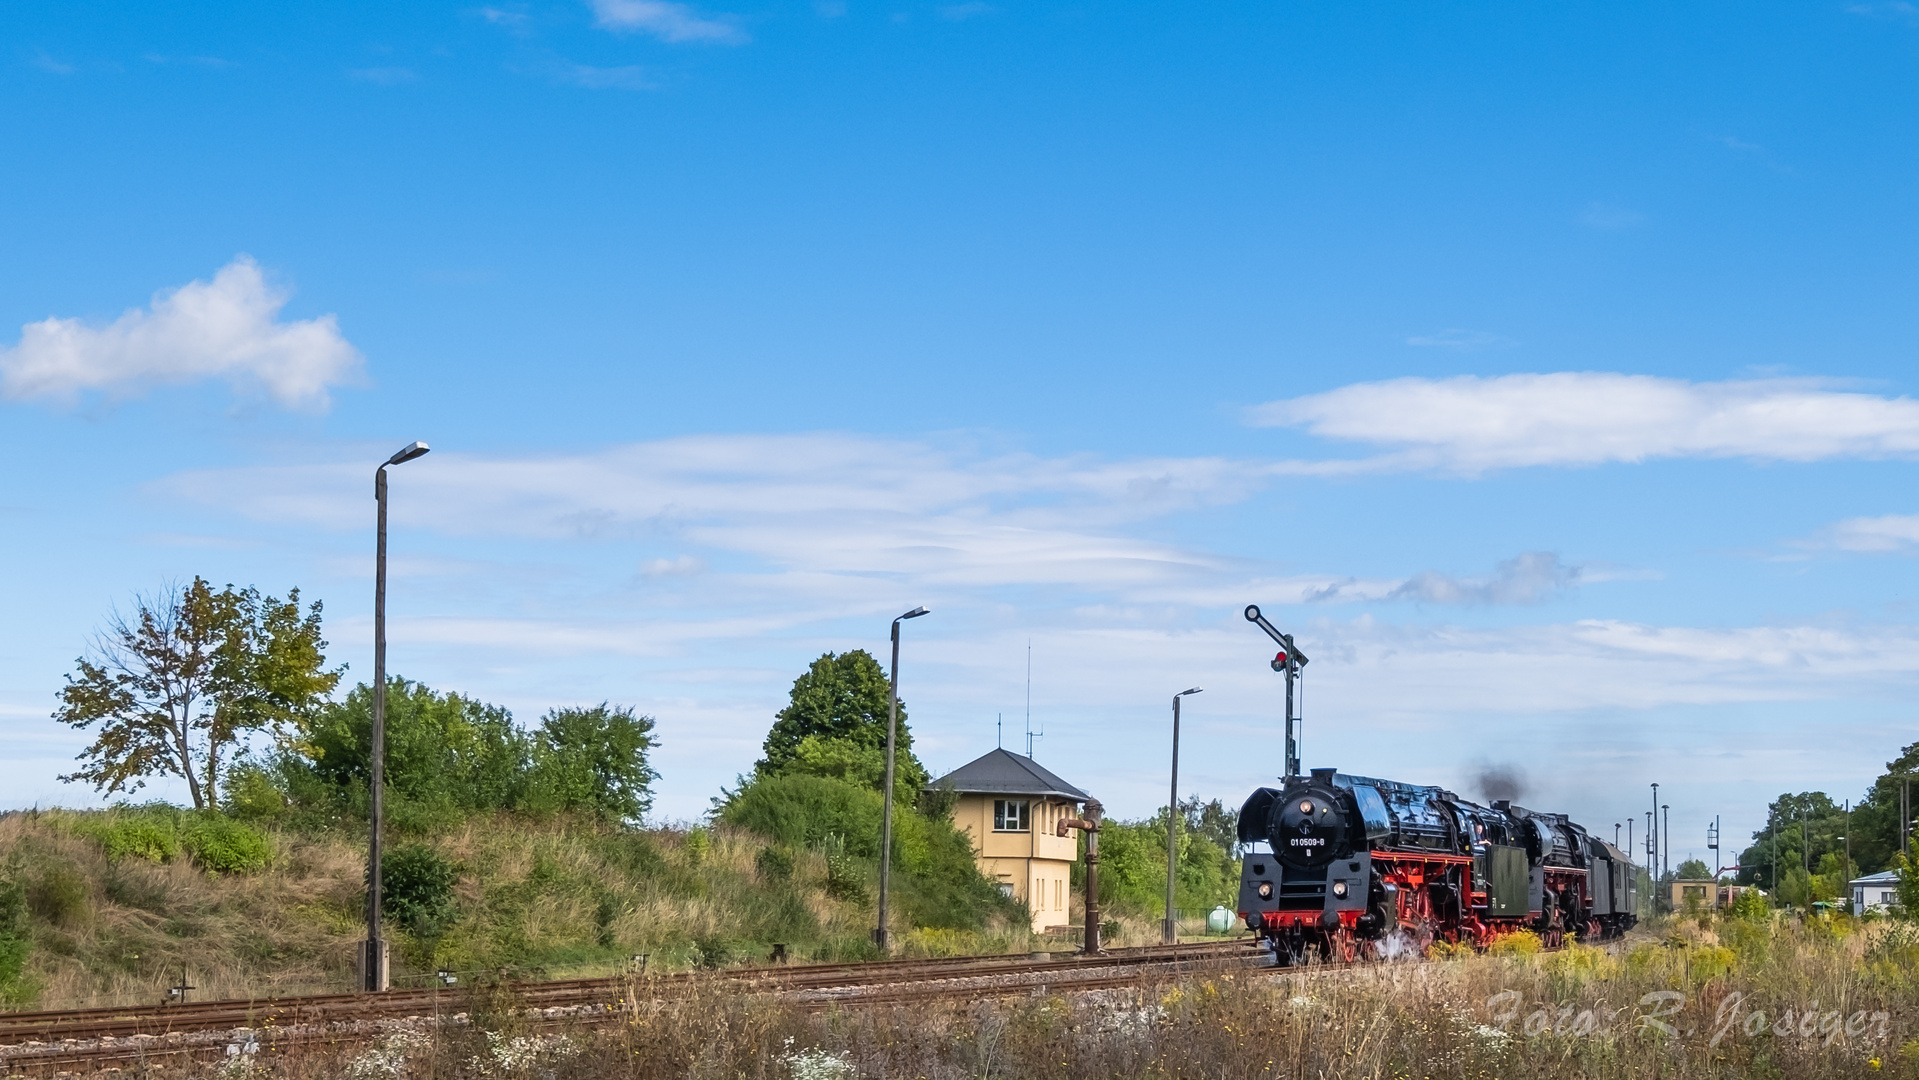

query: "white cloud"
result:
(156, 434), (1264, 603)
(641, 555), (706, 577)
(1824, 513), (1919, 553)
(479, 6), (530, 26)
(1248, 373), (1919, 474)
(1386, 551), (1579, 605)
(589, 0), (744, 42)
(0, 256), (362, 411)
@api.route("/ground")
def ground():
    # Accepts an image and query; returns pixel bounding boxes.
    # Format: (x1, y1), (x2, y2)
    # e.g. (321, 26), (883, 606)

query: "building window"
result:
(997, 881), (1014, 898)
(994, 800), (1030, 832)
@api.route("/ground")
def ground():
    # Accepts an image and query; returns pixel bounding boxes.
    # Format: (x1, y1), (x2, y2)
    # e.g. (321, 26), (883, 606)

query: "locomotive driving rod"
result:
(1245, 605), (1309, 781)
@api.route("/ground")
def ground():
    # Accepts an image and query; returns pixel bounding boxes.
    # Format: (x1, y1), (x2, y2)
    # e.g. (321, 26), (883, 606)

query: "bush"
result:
(693, 934), (733, 969)
(721, 773), (1013, 931)
(1688, 944), (1736, 981)
(27, 865), (90, 928)
(221, 764), (288, 820)
(0, 875), (34, 1005)
(1488, 929), (1543, 956)
(821, 834), (868, 905)
(181, 815), (272, 874)
(382, 844), (458, 935)
(68, 809), (182, 863)
(57, 807), (270, 875)
(756, 847), (795, 883)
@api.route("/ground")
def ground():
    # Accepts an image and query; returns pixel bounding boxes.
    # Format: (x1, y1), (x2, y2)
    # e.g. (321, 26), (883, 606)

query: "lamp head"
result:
(1177, 687), (1202, 697)
(898, 606), (929, 621)
(386, 441), (431, 466)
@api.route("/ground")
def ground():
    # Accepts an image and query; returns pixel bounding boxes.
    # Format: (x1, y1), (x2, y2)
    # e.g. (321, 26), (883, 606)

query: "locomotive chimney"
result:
(1311, 767), (1336, 783)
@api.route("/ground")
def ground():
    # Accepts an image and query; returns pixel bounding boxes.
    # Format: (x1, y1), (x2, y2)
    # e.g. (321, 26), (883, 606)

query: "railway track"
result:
(0, 939), (1263, 1074)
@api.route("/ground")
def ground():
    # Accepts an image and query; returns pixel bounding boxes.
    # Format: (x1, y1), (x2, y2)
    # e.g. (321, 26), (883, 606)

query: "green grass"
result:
(0, 805), (1042, 1010)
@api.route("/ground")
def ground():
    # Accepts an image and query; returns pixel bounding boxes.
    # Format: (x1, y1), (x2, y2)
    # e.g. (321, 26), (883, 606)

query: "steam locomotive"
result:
(1236, 767), (1636, 964)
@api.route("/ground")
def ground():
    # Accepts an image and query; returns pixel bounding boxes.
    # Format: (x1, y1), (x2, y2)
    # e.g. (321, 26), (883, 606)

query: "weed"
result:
(28, 866), (91, 929)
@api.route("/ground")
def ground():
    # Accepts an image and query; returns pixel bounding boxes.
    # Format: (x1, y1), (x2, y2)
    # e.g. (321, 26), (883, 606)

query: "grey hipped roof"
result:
(935, 748), (1089, 801)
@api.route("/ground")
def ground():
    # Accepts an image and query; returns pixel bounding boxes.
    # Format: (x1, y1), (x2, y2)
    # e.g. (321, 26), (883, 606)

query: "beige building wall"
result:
(952, 793), (1079, 932)
(1670, 879), (1718, 909)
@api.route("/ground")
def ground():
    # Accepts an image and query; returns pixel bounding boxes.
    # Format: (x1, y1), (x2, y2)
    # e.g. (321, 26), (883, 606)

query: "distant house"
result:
(1852, 870), (1901, 916)
(1669, 878), (1718, 910)
(936, 749), (1089, 933)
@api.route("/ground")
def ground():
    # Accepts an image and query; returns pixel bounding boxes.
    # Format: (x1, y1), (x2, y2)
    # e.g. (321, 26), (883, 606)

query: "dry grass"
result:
(224, 918), (1917, 1080)
(0, 811), (1048, 1011)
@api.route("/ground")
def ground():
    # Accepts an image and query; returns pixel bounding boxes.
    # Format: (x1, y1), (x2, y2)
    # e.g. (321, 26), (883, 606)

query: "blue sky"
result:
(3, 0), (1917, 867)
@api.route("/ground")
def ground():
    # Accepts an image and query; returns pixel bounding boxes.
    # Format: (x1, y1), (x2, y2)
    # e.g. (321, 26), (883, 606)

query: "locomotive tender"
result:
(1236, 767), (1636, 964)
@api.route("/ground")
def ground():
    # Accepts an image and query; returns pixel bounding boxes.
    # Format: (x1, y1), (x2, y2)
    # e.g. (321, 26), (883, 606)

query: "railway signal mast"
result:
(1244, 605), (1310, 781)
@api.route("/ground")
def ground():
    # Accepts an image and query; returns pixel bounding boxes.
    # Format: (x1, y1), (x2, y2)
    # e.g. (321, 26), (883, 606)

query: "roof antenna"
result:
(1025, 640), (1042, 759)
(997, 712), (1002, 749)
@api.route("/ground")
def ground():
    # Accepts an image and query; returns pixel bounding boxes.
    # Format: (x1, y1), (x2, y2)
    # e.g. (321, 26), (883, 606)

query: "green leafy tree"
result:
(54, 578), (338, 810)
(1848, 741), (1919, 873)
(759, 651), (927, 797)
(1736, 791), (1845, 889)
(1175, 796), (1239, 855)
(1892, 852), (1919, 919)
(1676, 858), (1712, 880)
(298, 678), (529, 815)
(525, 704), (660, 823)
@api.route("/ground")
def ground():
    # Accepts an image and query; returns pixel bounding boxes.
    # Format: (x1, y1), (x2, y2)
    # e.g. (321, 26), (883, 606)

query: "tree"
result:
(1735, 791), (1844, 888)
(527, 704), (659, 823)
(54, 578), (338, 810)
(758, 651), (928, 796)
(1675, 858), (1712, 880)
(1848, 741), (1919, 873)
(1176, 796), (1239, 856)
(298, 677), (529, 814)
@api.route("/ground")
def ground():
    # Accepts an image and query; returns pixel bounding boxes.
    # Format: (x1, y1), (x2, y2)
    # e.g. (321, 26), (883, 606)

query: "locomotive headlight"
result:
(1332, 881), (1348, 898)
(1257, 882), (1273, 899)
(1299, 800), (1314, 814)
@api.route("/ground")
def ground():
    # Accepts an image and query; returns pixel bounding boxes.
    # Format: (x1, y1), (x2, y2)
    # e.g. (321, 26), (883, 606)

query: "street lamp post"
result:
(1662, 804), (1670, 882)
(875, 606), (929, 952)
(1164, 687), (1202, 944)
(365, 440), (429, 993)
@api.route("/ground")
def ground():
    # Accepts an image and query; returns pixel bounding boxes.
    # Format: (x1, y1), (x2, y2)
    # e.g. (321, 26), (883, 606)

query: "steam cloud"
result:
(1472, 762), (1529, 804)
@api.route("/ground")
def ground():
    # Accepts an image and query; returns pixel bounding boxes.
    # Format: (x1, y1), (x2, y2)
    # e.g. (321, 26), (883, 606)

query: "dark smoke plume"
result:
(1472, 762), (1529, 804)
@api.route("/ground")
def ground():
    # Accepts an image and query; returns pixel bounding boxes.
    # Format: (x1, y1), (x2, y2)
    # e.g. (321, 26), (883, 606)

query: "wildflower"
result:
(781, 1044), (858, 1080)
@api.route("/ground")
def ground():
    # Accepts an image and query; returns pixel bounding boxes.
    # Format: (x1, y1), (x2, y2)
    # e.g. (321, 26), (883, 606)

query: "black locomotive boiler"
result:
(1236, 767), (1636, 964)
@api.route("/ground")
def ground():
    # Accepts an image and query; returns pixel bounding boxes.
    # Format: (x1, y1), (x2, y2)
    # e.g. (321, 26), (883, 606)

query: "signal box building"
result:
(938, 749), (1089, 933)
